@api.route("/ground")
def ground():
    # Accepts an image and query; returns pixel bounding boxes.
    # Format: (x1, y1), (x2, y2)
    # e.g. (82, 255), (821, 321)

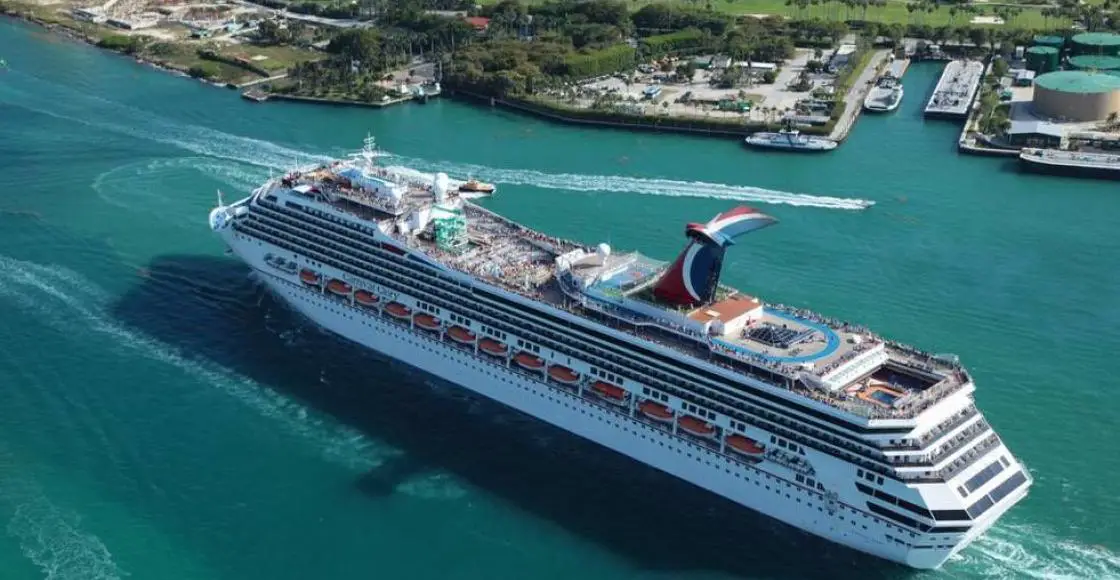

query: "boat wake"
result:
(0, 470), (126, 580)
(949, 521), (1120, 580)
(1, 70), (874, 211)
(385, 158), (875, 210)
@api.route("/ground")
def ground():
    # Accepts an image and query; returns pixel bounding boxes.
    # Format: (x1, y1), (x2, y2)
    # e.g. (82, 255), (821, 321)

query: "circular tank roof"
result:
(1068, 55), (1120, 70)
(1071, 32), (1120, 47)
(1034, 70), (1120, 93)
(1026, 46), (1059, 54)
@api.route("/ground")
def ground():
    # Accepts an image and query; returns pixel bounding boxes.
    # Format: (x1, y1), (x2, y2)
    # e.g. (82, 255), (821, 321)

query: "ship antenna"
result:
(217, 189), (225, 207)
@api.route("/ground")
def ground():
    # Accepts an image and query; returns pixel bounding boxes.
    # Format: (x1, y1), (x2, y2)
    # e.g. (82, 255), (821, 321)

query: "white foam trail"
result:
(0, 256), (393, 472)
(950, 522), (1120, 580)
(0, 475), (126, 580)
(386, 158), (875, 210)
(3, 70), (872, 210)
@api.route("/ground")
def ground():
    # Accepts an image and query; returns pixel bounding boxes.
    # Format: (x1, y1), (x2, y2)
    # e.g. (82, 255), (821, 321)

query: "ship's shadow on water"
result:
(112, 254), (915, 580)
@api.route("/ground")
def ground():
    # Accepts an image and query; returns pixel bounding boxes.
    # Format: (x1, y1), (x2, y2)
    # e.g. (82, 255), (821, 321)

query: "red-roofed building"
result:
(464, 16), (490, 32)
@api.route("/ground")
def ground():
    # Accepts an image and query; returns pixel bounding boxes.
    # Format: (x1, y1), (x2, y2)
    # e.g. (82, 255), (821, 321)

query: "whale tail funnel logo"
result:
(652, 207), (777, 307)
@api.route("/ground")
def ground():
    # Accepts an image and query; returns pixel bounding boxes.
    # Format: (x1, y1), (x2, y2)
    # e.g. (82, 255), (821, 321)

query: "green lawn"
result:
(476, 0), (1066, 28)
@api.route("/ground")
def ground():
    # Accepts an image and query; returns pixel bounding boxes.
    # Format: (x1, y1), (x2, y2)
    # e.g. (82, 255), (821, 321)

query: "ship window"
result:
(877, 476), (884, 485)
(796, 475), (805, 484)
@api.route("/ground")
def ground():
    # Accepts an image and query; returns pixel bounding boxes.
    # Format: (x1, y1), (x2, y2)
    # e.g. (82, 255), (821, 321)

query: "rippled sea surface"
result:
(0, 17), (1118, 580)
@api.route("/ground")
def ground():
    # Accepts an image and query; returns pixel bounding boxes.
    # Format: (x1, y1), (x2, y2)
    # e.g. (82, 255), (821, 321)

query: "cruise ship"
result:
(209, 136), (1031, 569)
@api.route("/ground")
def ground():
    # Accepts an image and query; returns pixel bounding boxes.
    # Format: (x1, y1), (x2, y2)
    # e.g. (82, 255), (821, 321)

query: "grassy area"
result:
(212, 43), (322, 75)
(475, 0), (1063, 28)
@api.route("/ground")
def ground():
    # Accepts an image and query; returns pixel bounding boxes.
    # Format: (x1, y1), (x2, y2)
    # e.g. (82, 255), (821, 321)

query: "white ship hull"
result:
(864, 86), (904, 112)
(217, 225), (1026, 569)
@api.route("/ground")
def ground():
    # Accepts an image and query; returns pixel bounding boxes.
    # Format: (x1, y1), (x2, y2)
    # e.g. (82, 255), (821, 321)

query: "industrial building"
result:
(1031, 70), (1120, 122)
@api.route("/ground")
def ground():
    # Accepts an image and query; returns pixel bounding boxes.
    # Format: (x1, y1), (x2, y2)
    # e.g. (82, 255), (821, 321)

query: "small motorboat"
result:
(458, 179), (496, 194)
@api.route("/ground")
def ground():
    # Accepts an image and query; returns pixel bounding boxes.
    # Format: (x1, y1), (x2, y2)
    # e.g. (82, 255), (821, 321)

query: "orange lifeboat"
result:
(639, 400), (674, 422)
(547, 365), (579, 385)
(327, 279), (351, 296)
(726, 434), (765, 456)
(591, 381), (627, 405)
(679, 415), (717, 439)
(447, 326), (476, 344)
(385, 302), (411, 320)
(414, 313), (440, 331)
(299, 269), (320, 285)
(514, 352), (545, 370)
(479, 338), (507, 356)
(354, 290), (378, 307)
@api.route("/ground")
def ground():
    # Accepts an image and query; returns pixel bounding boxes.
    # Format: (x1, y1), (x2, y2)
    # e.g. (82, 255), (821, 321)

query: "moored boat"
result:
(354, 289), (379, 306)
(447, 325), (476, 344)
(327, 279), (352, 295)
(639, 400), (674, 422)
(744, 127), (837, 152)
(726, 434), (765, 456)
(478, 337), (507, 356)
(385, 302), (411, 319)
(299, 268), (320, 285)
(590, 381), (627, 404)
(514, 351), (545, 370)
(547, 365), (579, 385)
(863, 75), (904, 113)
(414, 313), (440, 330)
(679, 415), (717, 438)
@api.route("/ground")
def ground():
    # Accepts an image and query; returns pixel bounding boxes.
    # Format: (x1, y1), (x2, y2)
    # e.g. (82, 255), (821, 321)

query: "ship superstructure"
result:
(209, 137), (1030, 569)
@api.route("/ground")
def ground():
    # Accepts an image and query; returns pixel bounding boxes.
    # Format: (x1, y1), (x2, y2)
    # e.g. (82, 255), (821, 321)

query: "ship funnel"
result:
(652, 206), (776, 307)
(433, 172), (450, 203)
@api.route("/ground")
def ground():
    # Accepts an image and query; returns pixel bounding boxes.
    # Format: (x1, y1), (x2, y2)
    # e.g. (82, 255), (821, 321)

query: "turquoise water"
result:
(1, 18), (1119, 580)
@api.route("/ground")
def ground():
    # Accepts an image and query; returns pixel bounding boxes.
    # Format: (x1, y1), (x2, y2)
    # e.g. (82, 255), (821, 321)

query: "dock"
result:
(886, 57), (910, 79)
(924, 60), (984, 119)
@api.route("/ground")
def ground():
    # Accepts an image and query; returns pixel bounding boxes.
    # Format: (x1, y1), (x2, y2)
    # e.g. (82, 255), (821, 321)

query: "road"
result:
(233, 0), (371, 28)
(829, 49), (891, 141)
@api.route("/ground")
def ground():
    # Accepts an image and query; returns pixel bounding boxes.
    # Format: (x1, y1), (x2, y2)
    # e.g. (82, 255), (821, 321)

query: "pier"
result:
(886, 57), (910, 79)
(924, 60), (984, 119)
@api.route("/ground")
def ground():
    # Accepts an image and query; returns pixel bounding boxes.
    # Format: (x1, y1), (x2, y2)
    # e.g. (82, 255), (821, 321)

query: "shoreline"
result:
(0, 10), (230, 88)
(4, 9), (882, 147)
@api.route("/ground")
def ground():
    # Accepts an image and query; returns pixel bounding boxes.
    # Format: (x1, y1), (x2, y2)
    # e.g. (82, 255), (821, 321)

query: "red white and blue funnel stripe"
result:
(653, 206), (776, 306)
(688, 207), (777, 248)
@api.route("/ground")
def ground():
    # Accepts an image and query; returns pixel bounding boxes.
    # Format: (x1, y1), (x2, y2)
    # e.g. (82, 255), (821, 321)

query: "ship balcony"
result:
(893, 431), (1001, 482)
(884, 416), (988, 468)
(882, 404), (979, 450)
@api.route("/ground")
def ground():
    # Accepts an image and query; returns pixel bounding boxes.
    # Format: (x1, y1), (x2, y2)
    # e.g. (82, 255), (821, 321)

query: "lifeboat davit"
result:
(726, 434), (765, 456)
(385, 302), (411, 320)
(679, 415), (717, 439)
(591, 381), (627, 405)
(514, 352), (545, 370)
(479, 338), (507, 356)
(414, 313), (440, 331)
(354, 290), (378, 307)
(327, 279), (351, 296)
(547, 365), (579, 385)
(299, 269), (320, 285)
(639, 400), (674, 422)
(447, 326), (476, 344)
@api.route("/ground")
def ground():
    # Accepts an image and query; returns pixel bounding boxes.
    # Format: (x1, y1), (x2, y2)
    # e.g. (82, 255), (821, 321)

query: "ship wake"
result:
(385, 158), (875, 210)
(1, 70), (874, 211)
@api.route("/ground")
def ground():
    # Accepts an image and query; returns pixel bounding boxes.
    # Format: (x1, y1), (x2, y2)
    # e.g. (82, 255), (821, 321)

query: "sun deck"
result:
(266, 157), (968, 421)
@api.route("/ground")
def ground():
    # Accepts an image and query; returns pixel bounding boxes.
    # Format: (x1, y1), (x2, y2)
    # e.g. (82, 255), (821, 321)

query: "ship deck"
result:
(268, 163), (964, 419)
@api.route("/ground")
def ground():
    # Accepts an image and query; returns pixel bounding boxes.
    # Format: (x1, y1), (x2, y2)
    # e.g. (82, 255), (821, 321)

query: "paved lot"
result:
(572, 49), (841, 123)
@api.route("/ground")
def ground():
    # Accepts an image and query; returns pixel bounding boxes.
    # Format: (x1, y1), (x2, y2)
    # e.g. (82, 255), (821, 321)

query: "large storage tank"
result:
(1032, 35), (1065, 50)
(1071, 32), (1120, 57)
(1032, 70), (1120, 121)
(1025, 46), (1060, 73)
(1068, 55), (1120, 72)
